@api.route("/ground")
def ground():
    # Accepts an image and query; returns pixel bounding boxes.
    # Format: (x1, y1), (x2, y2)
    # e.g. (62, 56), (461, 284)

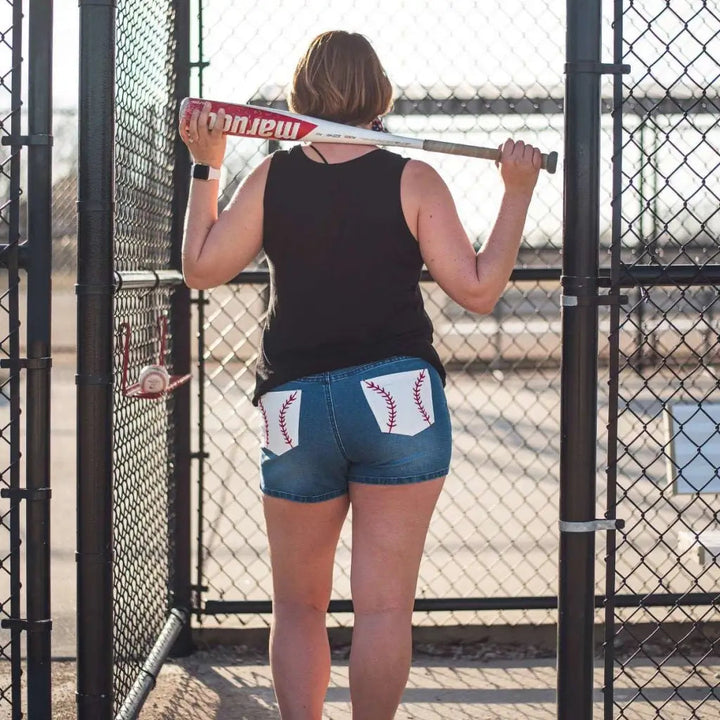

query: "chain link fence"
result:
(604, 0), (720, 713)
(194, 0), (571, 631)
(109, 0), (186, 713)
(0, 106), (77, 275)
(50, 108), (78, 280)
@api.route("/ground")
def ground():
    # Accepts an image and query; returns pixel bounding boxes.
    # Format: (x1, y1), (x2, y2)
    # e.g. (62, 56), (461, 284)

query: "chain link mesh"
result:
(111, 0), (180, 712)
(112, 290), (178, 707)
(51, 108), (78, 279)
(607, 0), (720, 714)
(196, 0), (568, 629)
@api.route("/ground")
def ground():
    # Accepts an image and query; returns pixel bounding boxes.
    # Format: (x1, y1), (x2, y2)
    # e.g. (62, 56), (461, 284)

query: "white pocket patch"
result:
(361, 369), (435, 436)
(258, 389), (302, 456)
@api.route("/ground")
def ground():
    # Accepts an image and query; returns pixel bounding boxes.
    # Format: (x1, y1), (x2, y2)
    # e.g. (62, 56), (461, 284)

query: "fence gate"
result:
(76, 0), (193, 718)
(603, 0), (720, 717)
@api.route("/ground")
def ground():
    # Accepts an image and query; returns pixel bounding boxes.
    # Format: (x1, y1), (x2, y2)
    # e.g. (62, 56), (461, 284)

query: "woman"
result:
(180, 30), (541, 720)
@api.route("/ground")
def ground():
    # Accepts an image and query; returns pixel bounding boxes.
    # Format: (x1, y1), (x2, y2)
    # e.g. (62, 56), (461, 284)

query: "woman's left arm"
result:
(179, 102), (269, 290)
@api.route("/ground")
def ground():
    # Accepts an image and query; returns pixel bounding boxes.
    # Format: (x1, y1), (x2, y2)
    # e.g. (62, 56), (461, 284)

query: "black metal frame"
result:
(4, 3), (24, 715)
(76, 0), (116, 715)
(169, 0), (194, 657)
(0, 1), (54, 717)
(0, 1), (26, 717)
(24, 2), (54, 715)
(558, 2), (604, 718)
(604, 5), (625, 715)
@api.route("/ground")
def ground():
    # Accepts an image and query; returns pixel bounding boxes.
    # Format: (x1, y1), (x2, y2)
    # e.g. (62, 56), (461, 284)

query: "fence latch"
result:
(559, 519), (625, 533)
(564, 62), (631, 75)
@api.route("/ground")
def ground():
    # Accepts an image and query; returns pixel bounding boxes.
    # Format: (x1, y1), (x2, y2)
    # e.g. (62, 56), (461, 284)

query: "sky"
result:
(53, 0), (79, 107)
(0, 0), (712, 109)
(42, 0), (573, 109)
(41, 0), (718, 109)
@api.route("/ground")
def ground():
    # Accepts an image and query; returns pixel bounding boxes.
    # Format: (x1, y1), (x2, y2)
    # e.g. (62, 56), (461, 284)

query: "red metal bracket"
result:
(120, 316), (191, 399)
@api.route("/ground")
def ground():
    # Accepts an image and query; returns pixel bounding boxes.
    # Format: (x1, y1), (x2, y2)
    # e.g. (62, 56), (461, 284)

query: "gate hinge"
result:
(565, 62), (631, 75)
(559, 519), (625, 533)
(1, 487), (52, 501)
(190, 451), (210, 461)
(1, 134), (53, 147)
(0, 356), (52, 370)
(1, 617), (53, 632)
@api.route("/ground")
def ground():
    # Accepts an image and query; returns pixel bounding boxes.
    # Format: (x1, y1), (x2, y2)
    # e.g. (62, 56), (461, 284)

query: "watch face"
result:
(192, 164), (220, 180)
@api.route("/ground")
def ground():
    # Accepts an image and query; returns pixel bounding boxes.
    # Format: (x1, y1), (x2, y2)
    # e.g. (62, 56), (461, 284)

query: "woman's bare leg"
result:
(263, 494), (349, 720)
(347, 477), (445, 720)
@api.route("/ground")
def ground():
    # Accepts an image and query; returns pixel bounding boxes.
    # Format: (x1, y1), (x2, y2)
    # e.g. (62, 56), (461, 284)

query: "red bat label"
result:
(182, 98), (318, 141)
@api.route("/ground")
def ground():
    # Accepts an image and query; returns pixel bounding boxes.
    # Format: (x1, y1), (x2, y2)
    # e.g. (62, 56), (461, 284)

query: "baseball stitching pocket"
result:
(258, 389), (302, 456)
(361, 369), (435, 436)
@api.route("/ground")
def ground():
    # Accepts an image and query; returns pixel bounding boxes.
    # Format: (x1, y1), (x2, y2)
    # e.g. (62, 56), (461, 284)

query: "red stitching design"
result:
(258, 398), (270, 447)
(278, 392), (298, 447)
(365, 381), (397, 432)
(413, 370), (432, 425)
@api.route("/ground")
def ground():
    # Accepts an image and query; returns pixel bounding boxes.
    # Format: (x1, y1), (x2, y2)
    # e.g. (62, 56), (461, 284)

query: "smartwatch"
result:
(192, 163), (221, 181)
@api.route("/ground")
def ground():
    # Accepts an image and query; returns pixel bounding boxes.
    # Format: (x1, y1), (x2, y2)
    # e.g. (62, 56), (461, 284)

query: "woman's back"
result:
(255, 145), (444, 403)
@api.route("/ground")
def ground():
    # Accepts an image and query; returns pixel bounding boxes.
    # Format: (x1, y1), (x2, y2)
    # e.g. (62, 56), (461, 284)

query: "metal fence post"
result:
(25, 1), (54, 716)
(169, 0), (194, 656)
(77, 0), (116, 717)
(1, 3), (26, 717)
(558, 0), (603, 718)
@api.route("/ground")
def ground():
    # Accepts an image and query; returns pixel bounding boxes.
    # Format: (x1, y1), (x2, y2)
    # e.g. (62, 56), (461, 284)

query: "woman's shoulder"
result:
(400, 158), (447, 194)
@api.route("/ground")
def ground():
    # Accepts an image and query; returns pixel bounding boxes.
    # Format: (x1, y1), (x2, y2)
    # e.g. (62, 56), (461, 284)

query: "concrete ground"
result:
(35, 647), (719, 720)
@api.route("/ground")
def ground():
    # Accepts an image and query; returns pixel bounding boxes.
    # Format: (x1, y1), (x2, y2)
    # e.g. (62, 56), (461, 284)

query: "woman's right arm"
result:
(407, 139), (542, 314)
(179, 102), (270, 290)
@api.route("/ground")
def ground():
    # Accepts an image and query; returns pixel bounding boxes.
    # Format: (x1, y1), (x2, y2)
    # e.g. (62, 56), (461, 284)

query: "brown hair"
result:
(289, 31), (393, 126)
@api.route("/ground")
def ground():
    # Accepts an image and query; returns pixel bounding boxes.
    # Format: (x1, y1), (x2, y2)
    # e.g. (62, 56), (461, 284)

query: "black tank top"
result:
(253, 145), (445, 404)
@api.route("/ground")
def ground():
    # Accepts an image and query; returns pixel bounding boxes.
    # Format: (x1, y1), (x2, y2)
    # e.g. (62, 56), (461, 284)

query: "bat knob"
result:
(544, 151), (559, 175)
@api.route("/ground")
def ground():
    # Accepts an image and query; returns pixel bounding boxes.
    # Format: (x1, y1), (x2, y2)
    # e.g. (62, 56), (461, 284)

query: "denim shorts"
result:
(257, 356), (452, 502)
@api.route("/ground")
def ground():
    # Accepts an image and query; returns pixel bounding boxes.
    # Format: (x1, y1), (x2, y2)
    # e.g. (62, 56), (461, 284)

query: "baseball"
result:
(138, 364), (170, 394)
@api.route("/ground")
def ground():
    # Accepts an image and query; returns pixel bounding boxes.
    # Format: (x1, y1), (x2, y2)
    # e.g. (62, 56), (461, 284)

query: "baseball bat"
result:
(180, 97), (558, 174)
